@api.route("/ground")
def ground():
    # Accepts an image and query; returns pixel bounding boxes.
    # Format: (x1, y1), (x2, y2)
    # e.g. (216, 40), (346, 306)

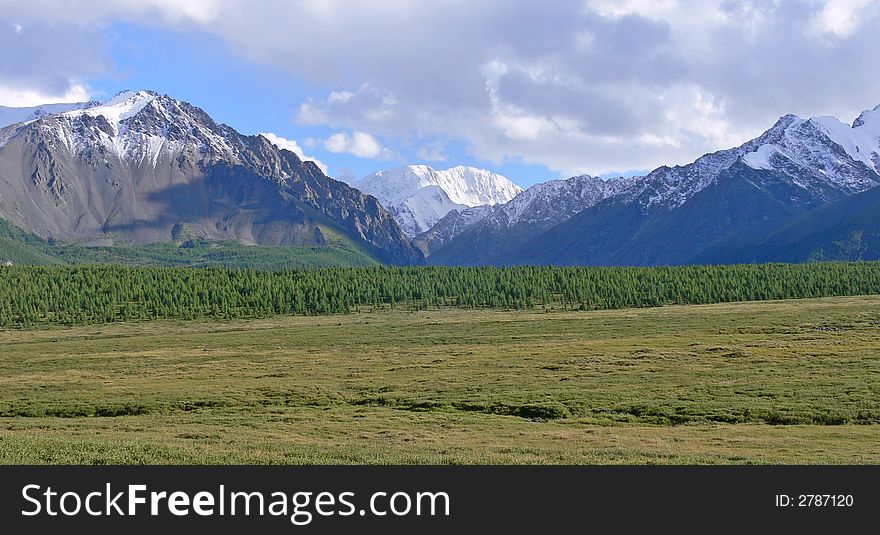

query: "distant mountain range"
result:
(353, 165), (522, 236)
(0, 90), (421, 265)
(1, 90), (878, 268)
(423, 106), (880, 265)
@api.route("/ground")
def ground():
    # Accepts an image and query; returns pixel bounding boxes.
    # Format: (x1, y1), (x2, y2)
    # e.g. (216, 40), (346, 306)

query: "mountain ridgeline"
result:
(0, 91), (422, 265)
(422, 106), (880, 265)
(1, 90), (879, 268)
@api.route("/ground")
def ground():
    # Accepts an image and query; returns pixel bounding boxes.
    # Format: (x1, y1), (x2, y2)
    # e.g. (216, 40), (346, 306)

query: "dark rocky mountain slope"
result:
(0, 90), (422, 265)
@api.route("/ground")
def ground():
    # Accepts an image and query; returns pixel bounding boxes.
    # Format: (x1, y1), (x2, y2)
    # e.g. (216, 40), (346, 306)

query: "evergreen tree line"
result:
(1, 262), (879, 327)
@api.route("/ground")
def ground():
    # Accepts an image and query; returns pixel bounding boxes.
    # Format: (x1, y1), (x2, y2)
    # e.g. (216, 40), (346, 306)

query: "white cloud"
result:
(243, 0), (880, 174)
(327, 91), (353, 103)
(323, 132), (349, 153)
(813, 0), (874, 37)
(323, 130), (393, 160)
(1, 0), (222, 26)
(0, 2), (218, 109)
(0, 82), (90, 107)
(137, 0), (221, 24)
(588, 0), (681, 19)
(260, 132), (328, 174)
(5, 1), (880, 175)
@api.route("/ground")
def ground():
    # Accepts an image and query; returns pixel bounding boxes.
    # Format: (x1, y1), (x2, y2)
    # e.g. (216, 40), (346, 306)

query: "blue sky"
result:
(2, 1), (880, 188)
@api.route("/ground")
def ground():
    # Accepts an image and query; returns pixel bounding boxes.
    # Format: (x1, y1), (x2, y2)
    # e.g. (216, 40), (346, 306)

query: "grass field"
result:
(1, 295), (879, 464)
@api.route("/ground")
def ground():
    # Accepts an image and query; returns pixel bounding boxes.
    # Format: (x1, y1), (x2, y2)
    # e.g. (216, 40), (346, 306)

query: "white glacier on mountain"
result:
(811, 107), (880, 172)
(740, 107), (880, 177)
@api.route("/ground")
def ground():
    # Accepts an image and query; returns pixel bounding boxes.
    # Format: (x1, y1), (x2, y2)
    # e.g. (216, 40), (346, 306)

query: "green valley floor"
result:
(1, 295), (879, 464)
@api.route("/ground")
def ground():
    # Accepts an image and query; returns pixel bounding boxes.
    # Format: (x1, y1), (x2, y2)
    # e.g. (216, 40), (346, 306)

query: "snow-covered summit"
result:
(357, 165), (522, 207)
(609, 105), (880, 211)
(30, 89), (242, 167)
(354, 165), (523, 236)
(61, 90), (159, 134)
(737, 106), (880, 196)
(417, 103), (880, 260)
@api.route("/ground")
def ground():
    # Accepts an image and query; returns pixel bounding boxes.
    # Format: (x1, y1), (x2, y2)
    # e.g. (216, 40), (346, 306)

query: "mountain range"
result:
(0, 89), (878, 268)
(0, 91), (421, 265)
(424, 106), (880, 265)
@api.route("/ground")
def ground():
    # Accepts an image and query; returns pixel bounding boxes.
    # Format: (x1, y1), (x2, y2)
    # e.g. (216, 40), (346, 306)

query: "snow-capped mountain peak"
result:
(0, 89), (423, 264)
(614, 105), (880, 212)
(31, 89), (241, 168)
(354, 164), (523, 236)
(737, 106), (880, 197)
(427, 165), (523, 206)
(423, 103), (880, 264)
(62, 90), (159, 134)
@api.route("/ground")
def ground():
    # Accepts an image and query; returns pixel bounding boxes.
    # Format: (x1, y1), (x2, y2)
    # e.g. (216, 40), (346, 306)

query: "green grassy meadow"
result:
(1, 295), (879, 464)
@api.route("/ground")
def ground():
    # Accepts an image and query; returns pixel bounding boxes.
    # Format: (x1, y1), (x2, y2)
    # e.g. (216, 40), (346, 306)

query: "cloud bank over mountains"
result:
(2, 0), (880, 176)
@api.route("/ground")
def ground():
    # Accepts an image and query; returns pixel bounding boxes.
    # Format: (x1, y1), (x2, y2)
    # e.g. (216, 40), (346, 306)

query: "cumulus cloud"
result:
(259, 132), (328, 174)
(323, 131), (394, 160)
(203, 0), (880, 174)
(0, 82), (90, 108)
(813, 0), (875, 37)
(3, 1), (880, 175)
(0, 19), (110, 107)
(0, 0), (223, 108)
(0, 0), (222, 26)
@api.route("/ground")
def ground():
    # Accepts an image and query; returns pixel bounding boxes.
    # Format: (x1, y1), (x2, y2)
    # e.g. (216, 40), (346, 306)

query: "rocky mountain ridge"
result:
(0, 90), (422, 264)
